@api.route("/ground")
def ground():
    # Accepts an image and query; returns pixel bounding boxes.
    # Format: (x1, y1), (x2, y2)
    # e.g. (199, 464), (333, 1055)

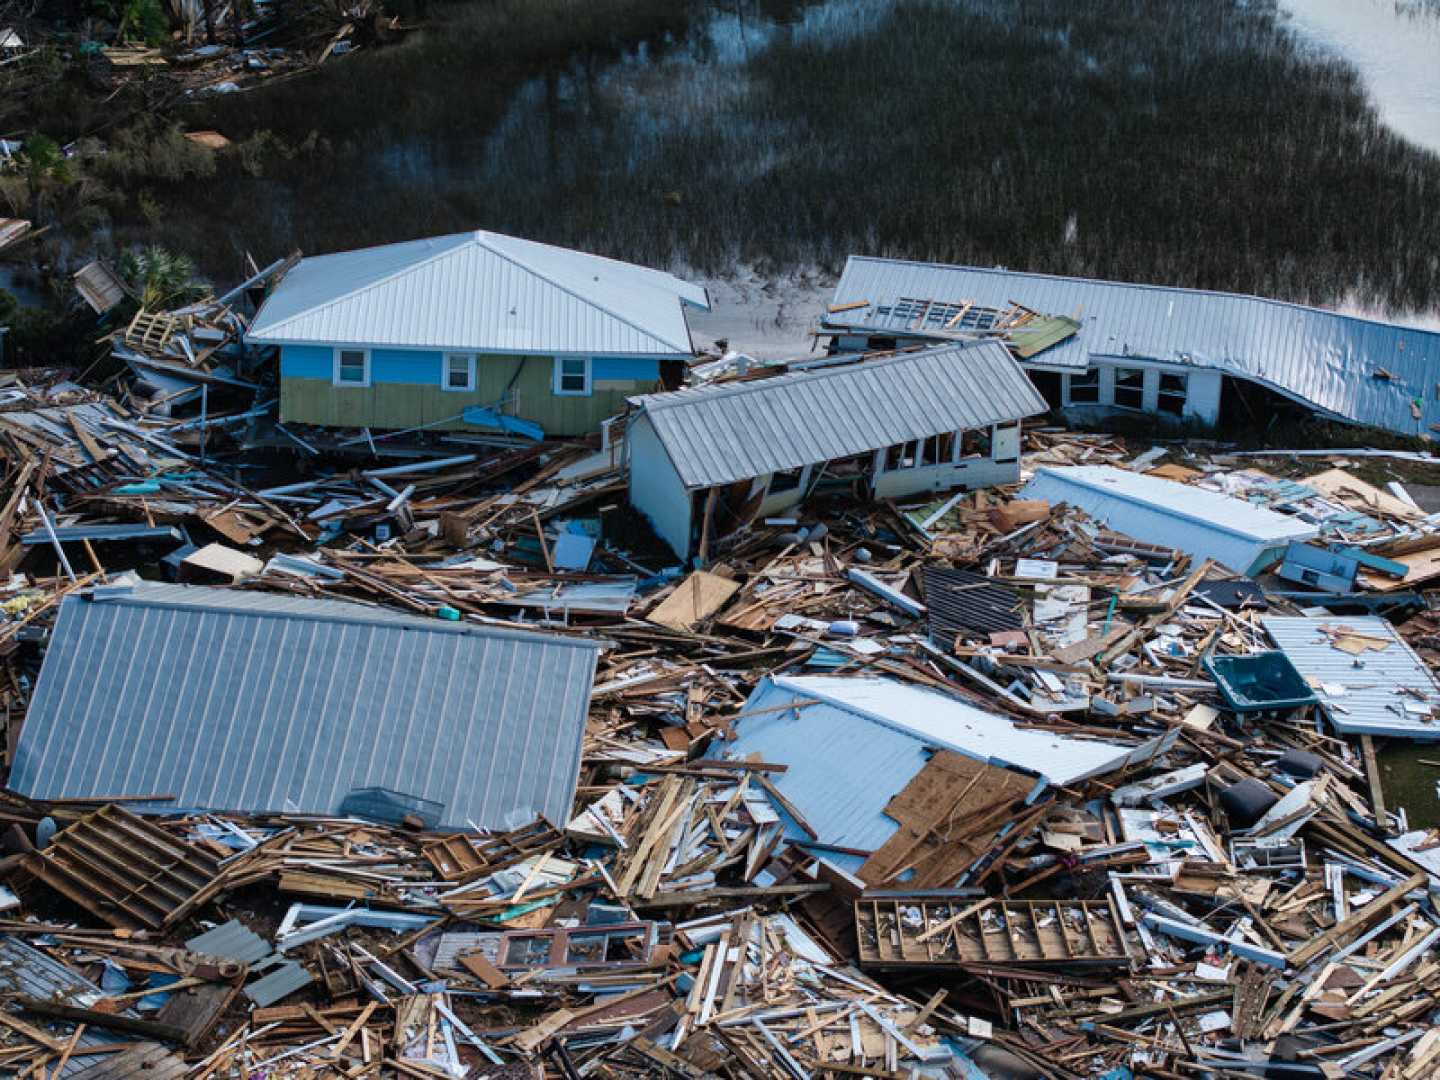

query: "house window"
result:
(1067, 369), (1100, 404)
(1113, 367), (1145, 410)
(554, 356), (591, 396)
(885, 441), (918, 470)
(770, 467), (804, 494)
(443, 353), (475, 392)
(960, 427), (992, 459)
(334, 348), (370, 387)
(1157, 372), (1187, 416)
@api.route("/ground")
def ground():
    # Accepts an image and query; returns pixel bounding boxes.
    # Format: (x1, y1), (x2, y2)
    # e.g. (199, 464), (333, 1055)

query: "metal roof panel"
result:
(247, 230), (706, 356)
(631, 341), (1047, 489)
(824, 257), (1440, 433)
(11, 584), (601, 829)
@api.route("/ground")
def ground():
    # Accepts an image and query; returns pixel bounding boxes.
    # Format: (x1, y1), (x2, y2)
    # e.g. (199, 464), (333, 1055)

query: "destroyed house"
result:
(724, 675), (1177, 879)
(822, 256), (1440, 436)
(245, 230), (710, 438)
(625, 341), (1047, 559)
(1021, 465), (1319, 575)
(9, 583), (601, 830)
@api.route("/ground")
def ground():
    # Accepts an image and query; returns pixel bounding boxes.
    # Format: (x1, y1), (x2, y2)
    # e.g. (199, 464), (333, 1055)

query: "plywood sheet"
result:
(647, 571), (740, 631)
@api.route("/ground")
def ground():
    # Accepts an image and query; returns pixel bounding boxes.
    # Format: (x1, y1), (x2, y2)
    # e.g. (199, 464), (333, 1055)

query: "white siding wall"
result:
(626, 414), (693, 559)
(1062, 359), (1221, 425)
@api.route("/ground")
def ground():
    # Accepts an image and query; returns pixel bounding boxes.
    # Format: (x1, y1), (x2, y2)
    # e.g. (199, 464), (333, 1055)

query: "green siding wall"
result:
(279, 354), (659, 436)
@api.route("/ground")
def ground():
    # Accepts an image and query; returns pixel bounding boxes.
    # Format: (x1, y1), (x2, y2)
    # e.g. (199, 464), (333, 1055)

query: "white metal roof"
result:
(823, 256), (1440, 436)
(1263, 616), (1440, 739)
(1021, 465), (1318, 573)
(246, 230), (709, 356)
(723, 675), (1173, 850)
(629, 341), (1047, 489)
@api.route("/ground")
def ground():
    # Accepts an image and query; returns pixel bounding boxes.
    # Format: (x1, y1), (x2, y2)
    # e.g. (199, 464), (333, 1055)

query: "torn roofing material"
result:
(1262, 616), (1440, 739)
(245, 229), (709, 356)
(0, 935), (136, 1077)
(9, 583), (601, 829)
(722, 675), (1174, 853)
(629, 341), (1047, 489)
(823, 256), (1440, 435)
(1020, 465), (1318, 574)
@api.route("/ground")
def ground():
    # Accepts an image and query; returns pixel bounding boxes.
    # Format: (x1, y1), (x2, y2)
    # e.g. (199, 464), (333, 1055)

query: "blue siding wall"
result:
(280, 346), (659, 386)
(280, 345), (443, 384)
(374, 349), (441, 384)
(280, 345), (332, 380)
(594, 357), (660, 380)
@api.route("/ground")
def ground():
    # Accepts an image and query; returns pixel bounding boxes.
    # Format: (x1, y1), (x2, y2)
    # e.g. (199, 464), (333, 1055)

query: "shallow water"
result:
(1280, 0), (1440, 155)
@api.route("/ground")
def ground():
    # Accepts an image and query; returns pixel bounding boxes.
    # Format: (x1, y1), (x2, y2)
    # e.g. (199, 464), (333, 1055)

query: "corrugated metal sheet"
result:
(1262, 616), (1440, 738)
(1021, 466), (1318, 574)
(0, 935), (135, 1076)
(631, 341), (1047, 490)
(187, 920), (273, 964)
(922, 567), (1023, 643)
(823, 256), (1440, 435)
(246, 230), (707, 356)
(723, 675), (1172, 850)
(11, 583), (600, 830)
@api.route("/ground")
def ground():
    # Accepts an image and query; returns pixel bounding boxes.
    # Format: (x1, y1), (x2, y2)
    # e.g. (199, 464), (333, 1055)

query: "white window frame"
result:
(554, 356), (592, 397)
(1157, 371), (1188, 416)
(1065, 369), (1100, 405)
(443, 352), (476, 392)
(333, 347), (371, 388)
(1113, 366), (1146, 411)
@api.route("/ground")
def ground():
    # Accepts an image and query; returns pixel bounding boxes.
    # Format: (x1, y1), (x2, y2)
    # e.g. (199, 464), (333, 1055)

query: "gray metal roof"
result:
(1020, 466), (1318, 574)
(630, 341), (1047, 489)
(246, 230), (709, 356)
(10, 583), (601, 829)
(1262, 616), (1440, 739)
(823, 256), (1440, 435)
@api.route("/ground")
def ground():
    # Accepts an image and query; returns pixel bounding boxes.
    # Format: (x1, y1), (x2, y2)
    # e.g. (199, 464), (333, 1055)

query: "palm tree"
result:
(117, 246), (210, 310)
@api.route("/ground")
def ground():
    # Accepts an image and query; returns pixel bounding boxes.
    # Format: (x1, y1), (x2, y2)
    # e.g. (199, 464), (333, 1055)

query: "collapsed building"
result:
(821, 256), (1440, 437)
(625, 341), (1046, 558)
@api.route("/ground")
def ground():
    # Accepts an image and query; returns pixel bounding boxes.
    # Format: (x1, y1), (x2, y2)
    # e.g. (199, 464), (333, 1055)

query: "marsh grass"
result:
(129, 0), (1440, 315)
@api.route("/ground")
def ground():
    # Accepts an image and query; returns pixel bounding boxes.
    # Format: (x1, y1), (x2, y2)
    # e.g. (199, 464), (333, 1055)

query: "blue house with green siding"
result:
(245, 230), (710, 438)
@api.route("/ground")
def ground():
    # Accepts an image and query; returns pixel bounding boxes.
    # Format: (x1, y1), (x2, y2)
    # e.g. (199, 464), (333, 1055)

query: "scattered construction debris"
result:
(9, 241), (1440, 1077)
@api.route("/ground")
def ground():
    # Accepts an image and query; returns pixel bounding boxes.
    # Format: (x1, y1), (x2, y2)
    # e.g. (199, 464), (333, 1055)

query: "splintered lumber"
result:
(857, 751), (1035, 888)
(1289, 873), (1428, 967)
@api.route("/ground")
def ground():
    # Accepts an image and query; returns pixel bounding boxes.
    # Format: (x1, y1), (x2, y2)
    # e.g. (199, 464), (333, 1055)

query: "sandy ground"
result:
(688, 267), (835, 361)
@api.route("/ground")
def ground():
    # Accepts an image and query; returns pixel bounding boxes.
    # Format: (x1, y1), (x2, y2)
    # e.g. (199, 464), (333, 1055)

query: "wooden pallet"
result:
(124, 309), (180, 353)
(22, 804), (221, 931)
(854, 894), (1131, 969)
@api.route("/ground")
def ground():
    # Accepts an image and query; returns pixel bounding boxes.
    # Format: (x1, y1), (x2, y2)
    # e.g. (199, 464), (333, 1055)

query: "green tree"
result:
(117, 246), (210, 310)
(116, 0), (170, 46)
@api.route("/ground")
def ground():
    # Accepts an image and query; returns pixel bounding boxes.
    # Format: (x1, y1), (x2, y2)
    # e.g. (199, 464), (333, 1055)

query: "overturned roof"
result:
(1021, 465), (1318, 574)
(629, 341), (1047, 489)
(823, 256), (1440, 435)
(246, 230), (710, 356)
(9, 583), (601, 829)
(724, 675), (1174, 853)
(1263, 616), (1440, 739)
